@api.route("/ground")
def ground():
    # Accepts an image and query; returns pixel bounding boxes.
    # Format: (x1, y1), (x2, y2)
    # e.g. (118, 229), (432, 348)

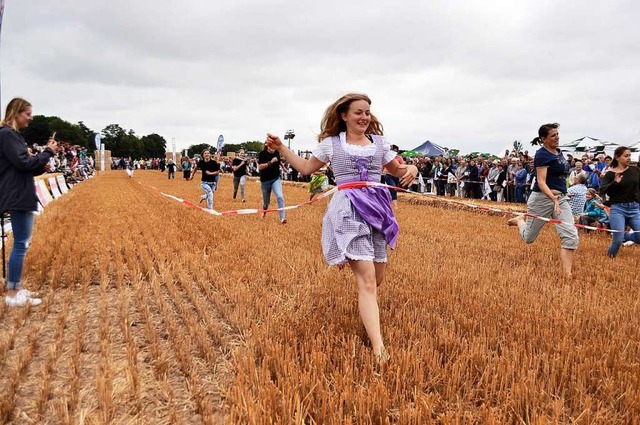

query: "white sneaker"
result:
(17, 289), (40, 298)
(199, 194), (207, 204)
(5, 292), (42, 307)
(622, 241), (635, 247)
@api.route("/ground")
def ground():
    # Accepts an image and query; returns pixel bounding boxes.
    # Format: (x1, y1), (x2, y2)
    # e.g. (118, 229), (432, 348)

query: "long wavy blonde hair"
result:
(1, 98), (31, 131)
(317, 93), (383, 142)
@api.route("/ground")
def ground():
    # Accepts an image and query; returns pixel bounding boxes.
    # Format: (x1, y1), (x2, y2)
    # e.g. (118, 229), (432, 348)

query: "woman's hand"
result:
(614, 172), (623, 183)
(398, 164), (418, 187)
(553, 195), (561, 214)
(266, 133), (283, 150)
(46, 137), (58, 152)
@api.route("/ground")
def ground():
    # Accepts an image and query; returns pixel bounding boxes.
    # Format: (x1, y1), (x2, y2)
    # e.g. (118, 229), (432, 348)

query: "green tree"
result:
(221, 143), (242, 155)
(242, 141), (264, 153)
(124, 130), (143, 159)
(187, 143), (213, 158)
(141, 133), (167, 158)
(20, 115), (51, 145)
(101, 124), (128, 157)
(21, 115), (97, 150)
(76, 121), (97, 152)
(48, 116), (84, 146)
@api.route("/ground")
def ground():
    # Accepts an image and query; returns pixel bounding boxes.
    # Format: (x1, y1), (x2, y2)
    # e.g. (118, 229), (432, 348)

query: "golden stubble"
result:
(0, 170), (637, 424)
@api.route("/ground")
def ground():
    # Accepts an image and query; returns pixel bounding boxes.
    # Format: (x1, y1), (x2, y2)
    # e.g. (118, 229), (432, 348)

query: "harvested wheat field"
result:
(1, 171), (639, 424)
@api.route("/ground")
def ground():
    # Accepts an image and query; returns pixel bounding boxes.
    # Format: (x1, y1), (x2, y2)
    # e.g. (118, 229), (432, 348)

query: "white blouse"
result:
(311, 132), (397, 164)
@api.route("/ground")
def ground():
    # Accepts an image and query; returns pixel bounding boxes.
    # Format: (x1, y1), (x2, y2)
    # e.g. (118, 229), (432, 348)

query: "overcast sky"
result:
(2, 0), (639, 154)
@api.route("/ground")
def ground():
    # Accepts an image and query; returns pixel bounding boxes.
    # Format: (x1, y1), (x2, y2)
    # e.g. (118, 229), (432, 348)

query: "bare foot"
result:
(507, 216), (524, 226)
(375, 346), (391, 365)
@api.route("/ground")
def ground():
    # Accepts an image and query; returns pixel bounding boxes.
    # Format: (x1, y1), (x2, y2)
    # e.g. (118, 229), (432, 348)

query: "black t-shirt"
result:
(532, 148), (568, 193)
(167, 163), (176, 172)
(198, 159), (220, 182)
(258, 150), (281, 182)
(601, 166), (640, 204)
(232, 157), (248, 177)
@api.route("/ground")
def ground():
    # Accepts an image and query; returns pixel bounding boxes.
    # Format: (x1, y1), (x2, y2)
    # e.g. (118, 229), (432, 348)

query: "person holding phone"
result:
(0, 98), (57, 307)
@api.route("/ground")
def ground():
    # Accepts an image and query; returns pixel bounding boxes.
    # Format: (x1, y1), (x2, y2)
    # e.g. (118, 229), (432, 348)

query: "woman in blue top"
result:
(508, 123), (579, 279)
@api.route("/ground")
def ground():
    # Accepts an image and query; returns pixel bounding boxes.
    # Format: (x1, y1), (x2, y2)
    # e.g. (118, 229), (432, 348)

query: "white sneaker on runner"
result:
(17, 289), (40, 298)
(622, 241), (635, 247)
(5, 292), (42, 307)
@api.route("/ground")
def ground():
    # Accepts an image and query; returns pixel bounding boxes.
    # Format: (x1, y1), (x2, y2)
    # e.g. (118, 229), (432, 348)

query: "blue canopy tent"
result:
(412, 140), (446, 157)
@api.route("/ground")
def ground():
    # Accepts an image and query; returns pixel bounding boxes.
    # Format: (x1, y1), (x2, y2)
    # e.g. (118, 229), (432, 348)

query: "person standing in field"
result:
(0, 98), (56, 307)
(382, 144), (402, 210)
(182, 156), (191, 180)
(232, 149), (249, 202)
(258, 143), (287, 223)
(167, 159), (176, 179)
(265, 93), (418, 362)
(308, 166), (329, 201)
(599, 146), (640, 257)
(508, 123), (579, 279)
(190, 149), (220, 210)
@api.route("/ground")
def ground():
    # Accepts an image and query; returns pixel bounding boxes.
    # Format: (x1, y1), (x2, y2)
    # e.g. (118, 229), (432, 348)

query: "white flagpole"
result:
(100, 143), (105, 172)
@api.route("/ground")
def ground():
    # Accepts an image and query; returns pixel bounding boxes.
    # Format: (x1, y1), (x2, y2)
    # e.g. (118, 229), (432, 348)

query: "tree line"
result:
(186, 141), (264, 158)
(20, 114), (265, 159)
(20, 115), (167, 159)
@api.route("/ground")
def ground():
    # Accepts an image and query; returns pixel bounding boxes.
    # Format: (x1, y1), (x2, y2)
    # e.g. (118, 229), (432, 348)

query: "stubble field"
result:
(0, 170), (639, 424)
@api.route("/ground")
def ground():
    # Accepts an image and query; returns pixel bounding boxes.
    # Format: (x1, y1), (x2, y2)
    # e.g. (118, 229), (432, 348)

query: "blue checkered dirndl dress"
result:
(321, 135), (396, 266)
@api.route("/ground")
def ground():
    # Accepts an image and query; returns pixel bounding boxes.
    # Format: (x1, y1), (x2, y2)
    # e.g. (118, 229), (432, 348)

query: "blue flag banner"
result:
(217, 135), (224, 152)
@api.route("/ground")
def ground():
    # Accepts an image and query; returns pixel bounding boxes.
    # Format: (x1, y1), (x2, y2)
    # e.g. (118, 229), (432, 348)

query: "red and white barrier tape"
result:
(138, 180), (338, 216)
(138, 179), (635, 235)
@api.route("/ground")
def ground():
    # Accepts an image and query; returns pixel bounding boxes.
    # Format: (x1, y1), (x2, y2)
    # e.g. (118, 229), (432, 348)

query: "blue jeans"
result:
(201, 181), (216, 210)
(607, 202), (640, 258)
(261, 177), (285, 220)
(384, 174), (400, 200)
(515, 185), (526, 203)
(6, 211), (36, 290)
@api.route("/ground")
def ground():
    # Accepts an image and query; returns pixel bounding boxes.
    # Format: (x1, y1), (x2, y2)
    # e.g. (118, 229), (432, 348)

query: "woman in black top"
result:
(258, 144), (287, 223)
(467, 159), (481, 199)
(231, 149), (248, 202)
(190, 149), (220, 210)
(495, 164), (507, 202)
(0, 98), (57, 307)
(600, 146), (640, 258)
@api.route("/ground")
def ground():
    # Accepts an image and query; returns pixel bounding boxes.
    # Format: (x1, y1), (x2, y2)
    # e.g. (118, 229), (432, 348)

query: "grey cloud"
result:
(2, 0), (638, 153)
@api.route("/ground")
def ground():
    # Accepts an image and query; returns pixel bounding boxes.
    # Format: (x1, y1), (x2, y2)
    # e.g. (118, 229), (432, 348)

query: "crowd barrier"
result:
(2, 173), (89, 234)
(3, 173), (88, 280)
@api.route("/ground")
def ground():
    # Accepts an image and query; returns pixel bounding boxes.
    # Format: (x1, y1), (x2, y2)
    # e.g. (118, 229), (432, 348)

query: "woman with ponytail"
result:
(599, 146), (640, 257)
(508, 123), (579, 279)
(0, 98), (57, 307)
